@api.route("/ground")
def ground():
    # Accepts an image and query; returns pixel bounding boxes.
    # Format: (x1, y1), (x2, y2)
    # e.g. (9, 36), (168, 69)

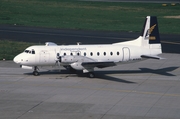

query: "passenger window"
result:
(29, 51), (31, 54)
(97, 52), (100, 56)
(70, 53), (73, 56)
(110, 52), (113, 56)
(84, 52), (86, 56)
(77, 52), (80, 56)
(90, 52), (93, 56)
(104, 52), (106, 56)
(64, 53), (66, 56)
(117, 52), (119, 55)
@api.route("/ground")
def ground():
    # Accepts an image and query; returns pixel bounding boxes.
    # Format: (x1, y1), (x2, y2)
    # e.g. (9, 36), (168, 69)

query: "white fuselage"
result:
(14, 41), (160, 67)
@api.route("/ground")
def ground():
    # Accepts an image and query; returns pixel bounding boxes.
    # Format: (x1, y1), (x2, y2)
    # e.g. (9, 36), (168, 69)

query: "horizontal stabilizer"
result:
(141, 55), (165, 60)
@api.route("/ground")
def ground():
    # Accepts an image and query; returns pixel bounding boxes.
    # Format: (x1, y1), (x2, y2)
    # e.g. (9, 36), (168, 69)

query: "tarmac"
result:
(0, 53), (180, 119)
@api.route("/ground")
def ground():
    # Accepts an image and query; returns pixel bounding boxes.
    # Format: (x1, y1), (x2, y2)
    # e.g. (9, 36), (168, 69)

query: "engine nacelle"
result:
(70, 62), (84, 70)
(21, 65), (33, 70)
(45, 42), (57, 46)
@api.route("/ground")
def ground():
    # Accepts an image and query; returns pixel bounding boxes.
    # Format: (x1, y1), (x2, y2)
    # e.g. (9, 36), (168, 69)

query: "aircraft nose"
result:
(13, 55), (21, 64)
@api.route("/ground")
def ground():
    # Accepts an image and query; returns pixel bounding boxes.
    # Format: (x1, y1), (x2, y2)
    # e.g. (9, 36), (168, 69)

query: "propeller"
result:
(55, 50), (62, 72)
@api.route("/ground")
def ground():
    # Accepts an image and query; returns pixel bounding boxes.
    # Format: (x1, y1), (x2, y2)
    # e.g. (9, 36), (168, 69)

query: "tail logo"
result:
(145, 24), (157, 40)
(149, 24), (156, 34)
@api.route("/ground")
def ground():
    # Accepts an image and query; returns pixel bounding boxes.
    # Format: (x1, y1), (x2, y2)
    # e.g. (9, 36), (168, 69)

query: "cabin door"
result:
(40, 51), (50, 64)
(122, 47), (130, 61)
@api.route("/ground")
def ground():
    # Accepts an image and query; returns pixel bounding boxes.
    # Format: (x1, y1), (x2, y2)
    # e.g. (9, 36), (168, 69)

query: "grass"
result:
(0, 40), (35, 60)
(0, 0), (180, 60)
(0, 0), (180, 34)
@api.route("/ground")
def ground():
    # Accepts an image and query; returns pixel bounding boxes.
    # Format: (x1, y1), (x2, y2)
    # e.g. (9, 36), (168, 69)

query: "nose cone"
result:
(13, 55), (21, 64)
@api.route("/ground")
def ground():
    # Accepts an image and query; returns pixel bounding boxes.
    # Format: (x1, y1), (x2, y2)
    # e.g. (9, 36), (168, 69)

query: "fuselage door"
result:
(39, 51), (50, 64)
(122, 47), (130, 61)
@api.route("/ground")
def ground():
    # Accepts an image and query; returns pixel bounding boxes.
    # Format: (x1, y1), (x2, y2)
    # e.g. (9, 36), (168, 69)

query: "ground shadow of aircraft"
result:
(95, 66), (178, 77)
(77, 72), (136, 84)
(139, 67), (178, 76)
(24, 70), (135, 84)
(24, 66), (178, 84)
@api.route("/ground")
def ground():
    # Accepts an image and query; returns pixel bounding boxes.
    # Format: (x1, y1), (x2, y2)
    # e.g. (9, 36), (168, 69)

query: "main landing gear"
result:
(33, 66), (39, 76)
(88, 72), (95, 78)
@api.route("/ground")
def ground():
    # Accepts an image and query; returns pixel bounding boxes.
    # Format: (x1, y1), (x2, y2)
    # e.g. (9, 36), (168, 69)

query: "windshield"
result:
(24, 50), (29, 53)
(24, 49), (35, 54)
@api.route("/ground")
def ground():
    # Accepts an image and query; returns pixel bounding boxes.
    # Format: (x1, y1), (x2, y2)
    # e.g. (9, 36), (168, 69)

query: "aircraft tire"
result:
(88, 72), (95, 78)
(33, 71), (39, 76)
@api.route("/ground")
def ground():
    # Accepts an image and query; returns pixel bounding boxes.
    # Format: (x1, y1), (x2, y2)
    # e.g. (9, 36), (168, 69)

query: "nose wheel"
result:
(33, 66), (39, 76)
(33, 71), (39, 76)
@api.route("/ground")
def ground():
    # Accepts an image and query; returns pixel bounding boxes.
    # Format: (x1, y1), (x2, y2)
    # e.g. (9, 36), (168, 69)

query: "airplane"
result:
(13, 16), (163, 78)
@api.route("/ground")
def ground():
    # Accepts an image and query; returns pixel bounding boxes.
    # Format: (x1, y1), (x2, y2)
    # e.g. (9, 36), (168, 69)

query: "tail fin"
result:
(141, 16), (162, 56)
(141, 16), (161, 46)
(113, 16), (162, 54)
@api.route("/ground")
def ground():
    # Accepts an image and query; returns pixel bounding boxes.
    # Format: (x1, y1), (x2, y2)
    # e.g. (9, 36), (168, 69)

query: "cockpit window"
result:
(24, 49), (35, 54)
(24, 50), (29, 53)
(32, 50), (35, 54)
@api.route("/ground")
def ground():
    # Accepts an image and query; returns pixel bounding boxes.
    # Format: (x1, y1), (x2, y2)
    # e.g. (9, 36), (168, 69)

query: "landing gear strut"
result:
(33, 66), (39, 76)
(88, 72), (95, 78)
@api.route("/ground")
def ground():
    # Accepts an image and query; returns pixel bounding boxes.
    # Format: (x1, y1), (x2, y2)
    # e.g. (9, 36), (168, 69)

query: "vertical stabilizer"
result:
(112, 16), (162, 54)
(141, 16), (161, 49)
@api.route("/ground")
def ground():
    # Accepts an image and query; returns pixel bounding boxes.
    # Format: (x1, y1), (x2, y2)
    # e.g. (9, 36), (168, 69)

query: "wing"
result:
(141, 55), (165, 60)
(82, 61), (116, 68)
(61, 55), (116, 71)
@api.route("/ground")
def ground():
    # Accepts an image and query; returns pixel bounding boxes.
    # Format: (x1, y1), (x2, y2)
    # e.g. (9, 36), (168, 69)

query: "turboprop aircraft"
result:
(13, 16), (163, 78)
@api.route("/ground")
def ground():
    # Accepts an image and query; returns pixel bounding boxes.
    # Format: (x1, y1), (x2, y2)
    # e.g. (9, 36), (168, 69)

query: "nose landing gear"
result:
(33, 66), (39, 76)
